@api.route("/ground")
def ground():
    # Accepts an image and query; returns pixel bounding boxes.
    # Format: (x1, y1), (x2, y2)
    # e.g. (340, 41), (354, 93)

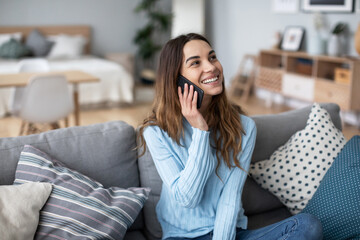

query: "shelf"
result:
(259, 51), (284, 69)
(286, 56), (314, 77)
(255, 49), (360, 111)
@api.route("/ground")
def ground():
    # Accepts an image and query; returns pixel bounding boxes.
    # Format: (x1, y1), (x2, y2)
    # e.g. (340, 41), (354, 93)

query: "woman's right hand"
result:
(178, 84), (209, 131)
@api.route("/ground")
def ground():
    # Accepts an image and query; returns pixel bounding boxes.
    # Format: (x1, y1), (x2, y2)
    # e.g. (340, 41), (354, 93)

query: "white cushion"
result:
(250, 103), (346, 214)
(47, 34), (87, 58)
(0, 182), (52, 240)
(0, 32), (22, 47)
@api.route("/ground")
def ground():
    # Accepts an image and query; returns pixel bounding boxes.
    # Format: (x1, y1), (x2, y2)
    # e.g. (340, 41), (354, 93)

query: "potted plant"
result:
(133, 0), (172, 84)
(327, 22), (347, 57)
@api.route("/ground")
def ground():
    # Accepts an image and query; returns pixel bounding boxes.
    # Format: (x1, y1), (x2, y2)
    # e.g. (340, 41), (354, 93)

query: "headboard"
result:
(0, 25), (91, 54)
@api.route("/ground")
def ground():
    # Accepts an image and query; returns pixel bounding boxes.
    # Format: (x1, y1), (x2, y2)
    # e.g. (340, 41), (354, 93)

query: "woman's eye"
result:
(210, 55), (217, 61)
(190, 61), (200, 66)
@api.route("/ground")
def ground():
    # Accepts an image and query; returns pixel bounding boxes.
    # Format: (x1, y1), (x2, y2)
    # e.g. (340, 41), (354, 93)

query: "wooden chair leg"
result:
(26, 123), (36, 135)
(64, 117), (69, 128)
(50, 122), (61, 130)
(19, 121), (26, 136)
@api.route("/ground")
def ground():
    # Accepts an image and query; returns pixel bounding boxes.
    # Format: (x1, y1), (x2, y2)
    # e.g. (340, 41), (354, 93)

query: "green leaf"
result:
(332, 22), (347, 35)
(133, 24), (154, 44)
(137, 39), (161, 60)
(149, 11), (172, 30)
(134, 0), (157, 13)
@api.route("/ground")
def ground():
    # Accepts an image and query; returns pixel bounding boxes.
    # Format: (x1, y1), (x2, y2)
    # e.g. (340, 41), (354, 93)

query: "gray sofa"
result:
(0, 103), (341, 240)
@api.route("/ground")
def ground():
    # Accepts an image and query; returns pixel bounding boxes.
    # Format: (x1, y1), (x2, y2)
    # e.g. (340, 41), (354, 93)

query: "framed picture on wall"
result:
(281, 26), (305, 51)
(303, 0), (354, 13)
(272, 0), (300, 13)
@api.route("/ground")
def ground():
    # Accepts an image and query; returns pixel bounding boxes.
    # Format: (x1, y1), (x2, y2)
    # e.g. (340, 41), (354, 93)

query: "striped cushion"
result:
(14, 145), (150, 240)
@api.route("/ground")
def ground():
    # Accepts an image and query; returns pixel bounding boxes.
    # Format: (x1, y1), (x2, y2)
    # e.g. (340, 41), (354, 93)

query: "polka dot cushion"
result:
(249, 103), (346, 214)
(302, 136), (360, 240)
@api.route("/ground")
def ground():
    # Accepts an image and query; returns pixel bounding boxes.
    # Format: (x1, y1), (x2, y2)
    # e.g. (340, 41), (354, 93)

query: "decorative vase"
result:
(308, 34), (326, 55)
(355, 23), (360, 56)
(327, 34), (341, 57)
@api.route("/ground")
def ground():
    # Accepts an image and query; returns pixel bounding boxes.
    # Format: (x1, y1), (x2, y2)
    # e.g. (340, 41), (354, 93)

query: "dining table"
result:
(0, 70), (99, 126)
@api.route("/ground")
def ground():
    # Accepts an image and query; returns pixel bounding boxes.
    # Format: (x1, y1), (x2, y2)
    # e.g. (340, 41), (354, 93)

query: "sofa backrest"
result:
(138, 103), (342, 239)
(0, 120), (144, 231)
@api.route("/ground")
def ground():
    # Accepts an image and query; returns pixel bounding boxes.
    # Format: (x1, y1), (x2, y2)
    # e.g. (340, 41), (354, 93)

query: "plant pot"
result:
(327, 34), (341, 57)
(140, 69), (156, 85)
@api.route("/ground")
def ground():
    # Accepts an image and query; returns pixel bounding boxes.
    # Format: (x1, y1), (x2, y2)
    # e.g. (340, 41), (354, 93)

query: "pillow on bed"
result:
(0, 32), (22, 47)
(47, 34), (87, 58)
(25, 29), (54, 57)
(0, 38), (31, 59)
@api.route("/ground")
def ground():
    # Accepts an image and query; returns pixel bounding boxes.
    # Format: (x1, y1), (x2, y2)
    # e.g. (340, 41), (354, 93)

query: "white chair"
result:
(10, 59), (50, 116)
(19, 75), (74, 135)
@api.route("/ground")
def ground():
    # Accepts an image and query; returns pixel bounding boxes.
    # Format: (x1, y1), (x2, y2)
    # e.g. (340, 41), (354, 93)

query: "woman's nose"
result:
(203, 60), (216, 72)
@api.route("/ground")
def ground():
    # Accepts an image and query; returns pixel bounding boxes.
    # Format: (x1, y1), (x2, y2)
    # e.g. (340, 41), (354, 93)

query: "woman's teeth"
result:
(202, 77), (218, 84)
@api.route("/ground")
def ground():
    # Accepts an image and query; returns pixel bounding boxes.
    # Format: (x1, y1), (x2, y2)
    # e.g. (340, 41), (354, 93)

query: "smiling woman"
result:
(136, 33), (324, 240)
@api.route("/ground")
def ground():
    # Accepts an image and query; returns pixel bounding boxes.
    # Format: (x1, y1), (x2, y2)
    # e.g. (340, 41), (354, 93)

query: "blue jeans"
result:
(166, 213), (323, 240)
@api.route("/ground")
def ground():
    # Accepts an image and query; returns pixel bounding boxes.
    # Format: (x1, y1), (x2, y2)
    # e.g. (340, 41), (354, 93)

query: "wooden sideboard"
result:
(255, 49), (360, 112)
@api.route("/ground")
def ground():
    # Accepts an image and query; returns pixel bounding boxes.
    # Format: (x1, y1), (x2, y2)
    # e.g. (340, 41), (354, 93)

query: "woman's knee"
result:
(296, 213), (323, 240)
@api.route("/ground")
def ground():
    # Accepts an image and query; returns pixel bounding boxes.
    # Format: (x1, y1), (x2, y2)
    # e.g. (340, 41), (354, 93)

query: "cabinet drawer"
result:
(282, 73), (314, 101)
(314, 80), (350, 110)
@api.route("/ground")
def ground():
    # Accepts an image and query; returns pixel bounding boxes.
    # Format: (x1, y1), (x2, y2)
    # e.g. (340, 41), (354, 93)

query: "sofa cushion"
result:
(138, 141), (163, 240)
(0, 121), (144, 230)
(250, 103), (346, 214)
(242, 103), (342, 218)
(251, 103), (342, 163)
(247, 206), (292, 230)
(15, 145), (150, 240)
(302, 136), (360, 240)
(124, 231), (147, 240)
(0, 182), (52, 240)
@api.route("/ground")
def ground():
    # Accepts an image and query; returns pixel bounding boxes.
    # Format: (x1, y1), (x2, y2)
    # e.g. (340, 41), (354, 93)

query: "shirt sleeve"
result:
(143, 126), (216, 208)
(212, 118), (257, 240)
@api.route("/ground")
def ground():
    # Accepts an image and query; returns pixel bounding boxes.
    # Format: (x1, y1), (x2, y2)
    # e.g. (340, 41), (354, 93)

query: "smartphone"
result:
(177, 75), (204, 109)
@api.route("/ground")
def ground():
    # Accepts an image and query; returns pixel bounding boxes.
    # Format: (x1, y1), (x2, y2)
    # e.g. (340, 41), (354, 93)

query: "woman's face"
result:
(180, 40), (224, 98)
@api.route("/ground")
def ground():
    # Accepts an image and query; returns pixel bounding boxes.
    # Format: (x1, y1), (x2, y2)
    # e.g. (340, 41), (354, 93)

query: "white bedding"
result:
(0, 56), (134, 117)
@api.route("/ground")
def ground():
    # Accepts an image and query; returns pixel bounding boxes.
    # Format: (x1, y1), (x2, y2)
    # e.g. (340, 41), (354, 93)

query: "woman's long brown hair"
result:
(137, 33), (246, 174)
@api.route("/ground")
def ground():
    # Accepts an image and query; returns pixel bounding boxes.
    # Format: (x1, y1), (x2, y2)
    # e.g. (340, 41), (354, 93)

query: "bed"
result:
(0, 25), (134, 117)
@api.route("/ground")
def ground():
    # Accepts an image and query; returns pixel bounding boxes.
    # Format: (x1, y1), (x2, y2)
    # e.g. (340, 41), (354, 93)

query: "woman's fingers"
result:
(183, 83), (188, 100)
(192, 90), (198, 109)
(178, 83), (198, 113)
(178, 86), (183, 102)
(187, 85), (194, 107)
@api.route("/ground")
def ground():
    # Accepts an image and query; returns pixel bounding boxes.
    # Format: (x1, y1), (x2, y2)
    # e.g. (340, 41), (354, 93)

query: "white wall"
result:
(206, 0), (360, 83)
(171, 0), (205, 38)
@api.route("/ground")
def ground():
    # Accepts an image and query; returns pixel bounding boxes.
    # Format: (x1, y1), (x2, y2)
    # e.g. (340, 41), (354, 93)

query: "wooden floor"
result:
(0, 94), (359, 140)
